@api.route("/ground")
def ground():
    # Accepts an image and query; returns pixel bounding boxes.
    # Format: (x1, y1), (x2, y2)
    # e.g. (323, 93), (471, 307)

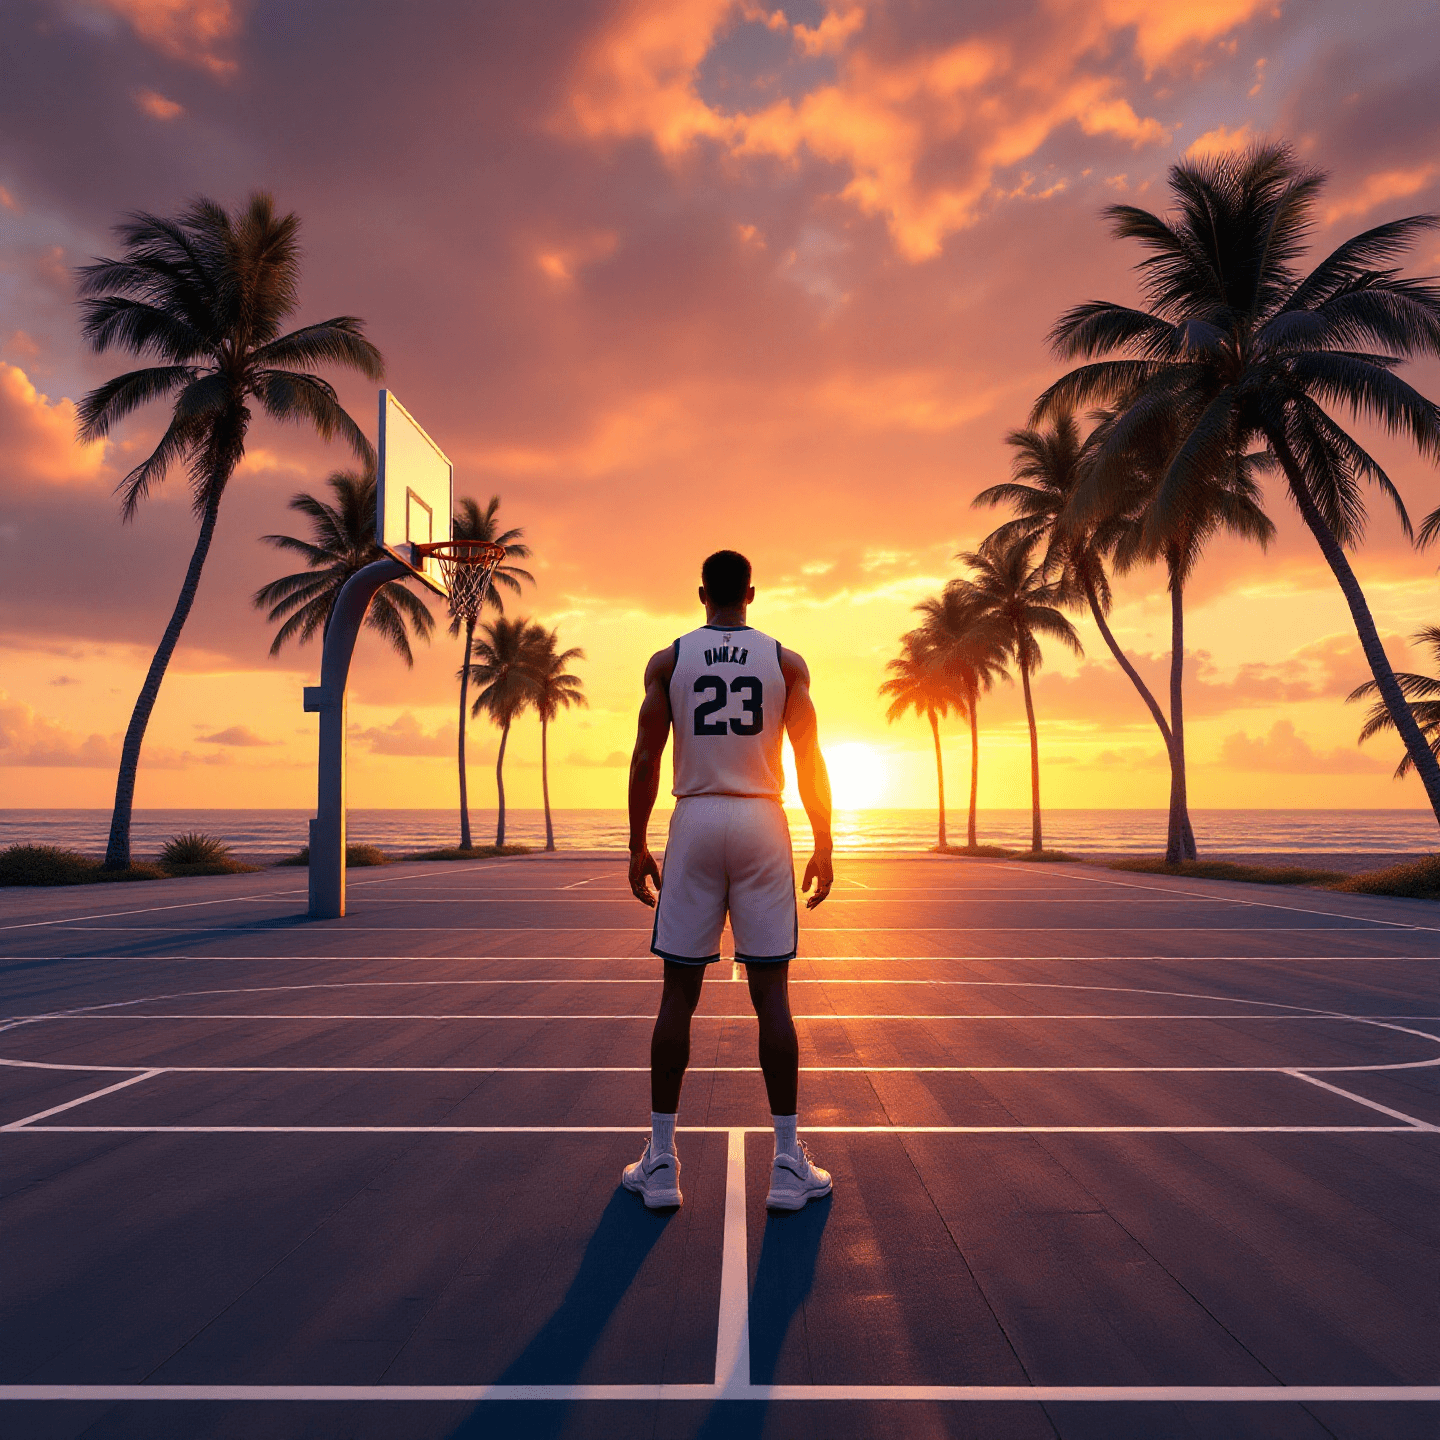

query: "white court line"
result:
(1286, 1071), (1439, 1128)
(12, 1060), (1433, 1074)
(35, 926), (1405, 933)
(1, 1383), (1434, 1403)
(0, 862), (514, 933)
(7, 1124), (1430, 1134)
(1, 1069), (159, 1130)
(7, 954), (1432, 963)
(24, 1011), (1432, 1021)
(988, 859), (1440, 933)
(716, 1129), (750, 1394)
(327, 897), (1292, 905)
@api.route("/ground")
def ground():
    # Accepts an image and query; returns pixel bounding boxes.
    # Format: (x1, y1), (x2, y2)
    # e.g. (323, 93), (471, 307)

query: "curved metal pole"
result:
(303, 557), (409, 918)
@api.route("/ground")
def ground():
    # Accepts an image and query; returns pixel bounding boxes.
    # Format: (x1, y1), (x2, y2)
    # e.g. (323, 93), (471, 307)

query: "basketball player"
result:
(624, 549), (834, 1212)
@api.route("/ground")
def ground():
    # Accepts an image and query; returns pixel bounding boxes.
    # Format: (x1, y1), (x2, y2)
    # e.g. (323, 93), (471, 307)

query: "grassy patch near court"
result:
(0, 844), (165, 886)
(1333, 854), (1440, 899)
(935, 844), (1076, 862)
(406, 844), (536, 861)
(1105, 857), (1347, 886)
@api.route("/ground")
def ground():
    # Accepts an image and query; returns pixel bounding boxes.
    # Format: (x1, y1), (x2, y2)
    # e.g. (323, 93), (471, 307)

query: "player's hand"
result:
(629, 847), (661, 907)
(802, 849), (833, 909)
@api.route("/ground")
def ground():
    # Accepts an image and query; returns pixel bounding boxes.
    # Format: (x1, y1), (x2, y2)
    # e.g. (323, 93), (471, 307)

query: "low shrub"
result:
(1013, 848), (1075, 863)
(934, 843), (1014, 858)
(408, 844), (535, 861)
(277, 843), (393, 868)
(1334, 854), (1440, 900)
(0, 845), (163, 886)
(158, 832), (258, 876)
(1107, 857), (1345, 886)
(161, 831), (231, 866)
(0, 844), (98, 886)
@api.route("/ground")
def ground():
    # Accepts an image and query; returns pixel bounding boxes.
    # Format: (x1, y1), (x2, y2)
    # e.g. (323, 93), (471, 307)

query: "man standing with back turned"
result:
(625, 549), (835, 1211)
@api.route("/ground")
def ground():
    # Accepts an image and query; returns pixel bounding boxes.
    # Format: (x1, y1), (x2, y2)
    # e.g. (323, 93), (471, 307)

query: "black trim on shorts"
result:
(734, 949), (796, 965)
(651, 946), (723, 965)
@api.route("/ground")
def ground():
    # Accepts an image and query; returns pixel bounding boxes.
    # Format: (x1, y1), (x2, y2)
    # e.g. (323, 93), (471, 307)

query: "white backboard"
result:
(376, 390), (452, 596)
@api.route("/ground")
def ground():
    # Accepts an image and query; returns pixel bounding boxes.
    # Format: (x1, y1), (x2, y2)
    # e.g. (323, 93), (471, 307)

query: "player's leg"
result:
(726, 798), (832, 1211)
(627, 798), (727, 1210)
(651, 961), (706, 1112)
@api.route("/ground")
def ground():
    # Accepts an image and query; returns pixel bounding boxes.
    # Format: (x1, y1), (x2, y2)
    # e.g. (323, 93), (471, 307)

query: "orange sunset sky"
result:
(2, 0), (1439, 817)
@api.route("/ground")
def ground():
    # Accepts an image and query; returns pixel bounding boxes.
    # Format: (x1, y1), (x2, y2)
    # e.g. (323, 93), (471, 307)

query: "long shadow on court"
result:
(691, 1193), (833, 1439)
(446, 1187), (672, 1439)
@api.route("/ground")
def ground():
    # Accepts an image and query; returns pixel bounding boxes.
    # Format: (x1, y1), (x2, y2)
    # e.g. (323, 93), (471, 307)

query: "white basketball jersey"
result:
(669, 625), (787, 798)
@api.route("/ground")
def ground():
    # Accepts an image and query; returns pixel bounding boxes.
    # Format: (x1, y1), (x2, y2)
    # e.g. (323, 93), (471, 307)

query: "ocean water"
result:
(0, 808), (1433, 860)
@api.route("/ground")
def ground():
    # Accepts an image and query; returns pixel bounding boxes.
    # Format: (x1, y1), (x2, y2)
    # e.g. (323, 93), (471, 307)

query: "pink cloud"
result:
(1218, 719), (1386, 775)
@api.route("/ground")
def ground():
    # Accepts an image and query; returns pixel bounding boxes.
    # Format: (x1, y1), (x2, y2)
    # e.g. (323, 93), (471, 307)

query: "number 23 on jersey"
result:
(693, 675), (763, 736)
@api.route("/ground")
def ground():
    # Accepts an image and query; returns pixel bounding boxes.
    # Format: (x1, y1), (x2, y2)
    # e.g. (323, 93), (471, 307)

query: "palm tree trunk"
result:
(1164, 568), (1192, 865)
(103, 487), (223, 869)
(928, 707), (947, 849)
(968, 700), (979, 848)
(1084, 577), (1194, 858)
(1020, 659), (1041, 852)
(458, 618), (475, 850)
(542, 715), (555, 852)
(1272, 432), (1440, 827)
(495, 717), (510, 848)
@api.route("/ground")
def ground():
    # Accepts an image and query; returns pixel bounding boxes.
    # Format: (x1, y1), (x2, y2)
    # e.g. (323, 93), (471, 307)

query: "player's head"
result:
(699, 550), (754, 613)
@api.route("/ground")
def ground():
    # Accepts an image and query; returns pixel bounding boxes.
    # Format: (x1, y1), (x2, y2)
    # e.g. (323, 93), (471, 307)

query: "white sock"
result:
(773, 1113), (798, 1159)
(650, 1111), (677, 1157)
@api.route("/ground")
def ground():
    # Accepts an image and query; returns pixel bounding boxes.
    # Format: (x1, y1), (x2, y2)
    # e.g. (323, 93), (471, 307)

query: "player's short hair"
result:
(701, 550), (752, 607)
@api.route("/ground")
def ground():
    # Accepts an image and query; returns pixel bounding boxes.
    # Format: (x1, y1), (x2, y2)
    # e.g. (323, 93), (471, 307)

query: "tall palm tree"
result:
(76, 194), (382, 868)
(1349, 626), (1440, 776)
(879, 631), (966, 849)
(976, 409), (1197, 856)
(912, 586), (1010, 847)
(1036, 142), (1440, 828)
(956, 537), (1081, 852)
(530, 628), (587, 852)
(252, 467), (433, 663)
(467, 616), (545, 846)
(1093, 411), (1274, 861)
(452, 497), (534, 849)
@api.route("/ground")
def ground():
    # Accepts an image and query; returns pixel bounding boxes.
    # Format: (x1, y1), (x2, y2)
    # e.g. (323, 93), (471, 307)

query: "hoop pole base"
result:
(304, 557), (408, 919)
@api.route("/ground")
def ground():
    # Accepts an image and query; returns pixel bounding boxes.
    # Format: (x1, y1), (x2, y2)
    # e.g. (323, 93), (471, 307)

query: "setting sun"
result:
(823, 742), (889, 810)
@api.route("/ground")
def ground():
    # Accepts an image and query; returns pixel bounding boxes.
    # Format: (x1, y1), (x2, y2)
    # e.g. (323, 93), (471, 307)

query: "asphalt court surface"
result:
(0, 854), (1437, 1438)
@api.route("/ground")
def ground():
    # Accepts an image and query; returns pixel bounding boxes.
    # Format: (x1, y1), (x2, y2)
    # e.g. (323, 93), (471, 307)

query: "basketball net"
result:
(418, 541), (507, 624)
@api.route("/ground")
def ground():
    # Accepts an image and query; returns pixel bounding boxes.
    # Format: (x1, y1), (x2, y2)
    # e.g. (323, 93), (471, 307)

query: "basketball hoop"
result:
(416, 540), (506, 623)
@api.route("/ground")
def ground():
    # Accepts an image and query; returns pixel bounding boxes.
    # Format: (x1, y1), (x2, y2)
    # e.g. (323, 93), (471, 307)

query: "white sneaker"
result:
(766, 1141), (832, 1211)
(622, 1142), (682, 1209)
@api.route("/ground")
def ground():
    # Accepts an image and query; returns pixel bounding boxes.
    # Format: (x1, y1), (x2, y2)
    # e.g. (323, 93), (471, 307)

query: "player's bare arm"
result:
(627, 645), (676, 905)
(780, 646), (834, 908)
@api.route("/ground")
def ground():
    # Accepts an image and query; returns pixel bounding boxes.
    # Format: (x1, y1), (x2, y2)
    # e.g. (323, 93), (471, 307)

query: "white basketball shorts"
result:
(651, 795), (797, 965)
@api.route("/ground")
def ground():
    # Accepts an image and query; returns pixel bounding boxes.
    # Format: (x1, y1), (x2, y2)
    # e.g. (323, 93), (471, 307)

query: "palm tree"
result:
(879, 631), (966, 849)
(976, 409), (1197, 856)
(252, 468), (433, 664)
(530, 628), (587, 851)
(1349, 626), (1440, 777)
(1092, 411), (1274, 862)
(76, 194), (382, 868)
(1036, 142), (1440, 828)
(912, 586), (1010, 847)
(956, 536), (1081, 852)
(452, 497), (534, 849)
(467, 616), (545, 846)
